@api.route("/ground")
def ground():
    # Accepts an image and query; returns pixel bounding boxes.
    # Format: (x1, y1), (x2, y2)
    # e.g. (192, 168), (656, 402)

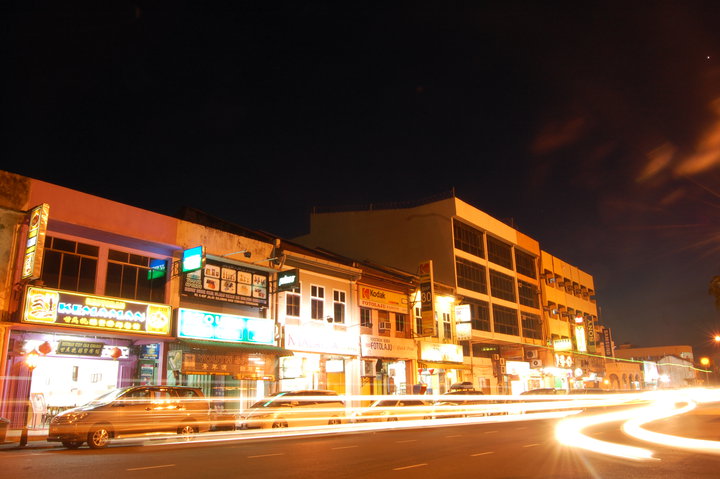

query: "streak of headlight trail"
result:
(555, 388), (720, 461)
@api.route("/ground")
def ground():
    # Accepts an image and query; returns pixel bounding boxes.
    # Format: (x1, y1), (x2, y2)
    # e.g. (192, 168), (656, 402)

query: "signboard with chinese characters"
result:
(181, 351), (274, 379)
(177, 308), (274, 345)
(181, 258), (268, 307)
(23, 287), (172, 335)
(21, 203), (49, 280)
(57, 340), (104, 357)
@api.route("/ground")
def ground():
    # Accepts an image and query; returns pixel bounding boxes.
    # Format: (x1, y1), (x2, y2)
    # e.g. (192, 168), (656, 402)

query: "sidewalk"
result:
(0, 427), (55, 450)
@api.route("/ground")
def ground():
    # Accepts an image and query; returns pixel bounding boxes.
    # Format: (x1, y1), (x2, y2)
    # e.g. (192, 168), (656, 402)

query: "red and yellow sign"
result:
(23, 287), (172, 335)
(358, 286), (407, 313)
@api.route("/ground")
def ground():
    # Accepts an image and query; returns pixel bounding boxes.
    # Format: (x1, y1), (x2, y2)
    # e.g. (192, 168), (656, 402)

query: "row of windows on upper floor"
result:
(453, 219), (537, 278)
(35, 236), (545, 341)
(455, 258), (539, 307)
(542, 270), (595, 302)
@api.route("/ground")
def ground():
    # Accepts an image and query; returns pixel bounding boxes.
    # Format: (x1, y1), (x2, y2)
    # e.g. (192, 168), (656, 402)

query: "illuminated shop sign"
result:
(574, 325), (587, 353)
(420, 342), (463, 363)
(553, 338), (572, 351)
(177, 308), (274, 345)
(417, 260), (435, 336)
(57, 340), (104, 356)
(555, 353), (573, 368)
(181, 258), (268, 307)
(277, 269), (300, 292)
(23, 287), (172, 335)
(360, 334), (417, 360)
(284, 324), (360, 355)
(359, 286), (407, 313)
(21, 203), (50, 280)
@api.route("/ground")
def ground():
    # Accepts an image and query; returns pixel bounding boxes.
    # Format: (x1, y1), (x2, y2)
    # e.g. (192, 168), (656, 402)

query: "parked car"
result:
(520, 388), (565, 395)
(237, 390), (346, 429)
(47, 385), (213, 449)
(350, 398), (433, 423)
(432, 390), (509, 419)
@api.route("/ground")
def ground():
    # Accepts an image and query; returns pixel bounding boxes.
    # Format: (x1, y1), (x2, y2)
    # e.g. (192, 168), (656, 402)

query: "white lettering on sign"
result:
(278, 273), (297, 287)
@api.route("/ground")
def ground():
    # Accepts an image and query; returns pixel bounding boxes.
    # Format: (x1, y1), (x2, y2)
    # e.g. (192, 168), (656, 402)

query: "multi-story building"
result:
(613, 344), (697, 389)
(295, 194), (549, 394)
(537, 251), (603, 390)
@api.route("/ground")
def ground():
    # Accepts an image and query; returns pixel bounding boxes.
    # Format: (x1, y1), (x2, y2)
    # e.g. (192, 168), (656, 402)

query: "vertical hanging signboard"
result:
(21, 203), (50, 280)
(418, 260), (435, 336)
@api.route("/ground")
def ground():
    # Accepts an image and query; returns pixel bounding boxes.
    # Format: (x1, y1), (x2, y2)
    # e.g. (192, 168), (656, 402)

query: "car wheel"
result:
(61, 439), (83, 449)
(271, 421), (287, 428)
(87, 425), (111, 449)
(387, 416), (398, 422)
(328, 418), (341, 425)
(178, 423), (197, 440)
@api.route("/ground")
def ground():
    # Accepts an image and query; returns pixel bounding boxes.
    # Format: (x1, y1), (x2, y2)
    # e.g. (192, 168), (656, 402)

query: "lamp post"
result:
(700, 357), (710, 387)
(19, 349), (40, 447)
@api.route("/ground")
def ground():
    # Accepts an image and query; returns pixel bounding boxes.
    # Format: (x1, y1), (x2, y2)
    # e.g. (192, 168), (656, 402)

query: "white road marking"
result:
(393, 463), (428, 470)
(127, 464), (175, 471)
(331, 445), (359, 450)
(471, 451), (495, 456)
(523, 443), (541, 447)
(247, 453), (285, 458)
(395, 439), (417, 443)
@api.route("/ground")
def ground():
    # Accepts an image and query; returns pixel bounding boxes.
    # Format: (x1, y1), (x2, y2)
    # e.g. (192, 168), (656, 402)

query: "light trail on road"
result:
(555, 388), (720, 461)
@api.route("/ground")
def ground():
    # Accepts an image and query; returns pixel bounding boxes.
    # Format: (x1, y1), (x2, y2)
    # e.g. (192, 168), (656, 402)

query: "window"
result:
(395, 313), (407, 333)
(442, 312), (452, 338)
(515, 250), (536, 278)
(453, 219), (484, 258)
(517, 280), (539, 308)
(521, 312), (542, 340)
(333, 290), (346, 323)
(40, 236), (99, 293)
(456, 258), (487, 294)
(311, 285), (324, 320)
(286, 284), (300, 317)
(378, 310), (390, 331)
(487, 236), (513, 269)
(492, 304), (519, 336)
(106, 249), (165, 302)
(414, 306), (422, 335)
(489, 270), (516, 302)
(466, 299), (490, 331)
(361, 307), (372, 328)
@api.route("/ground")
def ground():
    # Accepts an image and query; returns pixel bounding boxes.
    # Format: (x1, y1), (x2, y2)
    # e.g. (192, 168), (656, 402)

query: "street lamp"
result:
(19, 349), (40, 447)
(700, 357), (711, 387)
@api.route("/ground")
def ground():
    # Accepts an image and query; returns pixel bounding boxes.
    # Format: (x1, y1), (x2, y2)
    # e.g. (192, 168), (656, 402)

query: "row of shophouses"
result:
(0, 170), (689, 426)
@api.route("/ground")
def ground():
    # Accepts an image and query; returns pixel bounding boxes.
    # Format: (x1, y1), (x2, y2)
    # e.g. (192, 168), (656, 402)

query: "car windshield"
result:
(86, 387), (132, 406)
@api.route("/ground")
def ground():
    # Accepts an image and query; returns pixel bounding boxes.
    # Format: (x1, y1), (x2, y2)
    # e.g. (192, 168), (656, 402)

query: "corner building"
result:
(296, 195), (546, 394)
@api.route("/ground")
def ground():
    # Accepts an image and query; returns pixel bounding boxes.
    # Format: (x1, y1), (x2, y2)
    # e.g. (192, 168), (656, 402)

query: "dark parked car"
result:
(47, 385), (213, 449)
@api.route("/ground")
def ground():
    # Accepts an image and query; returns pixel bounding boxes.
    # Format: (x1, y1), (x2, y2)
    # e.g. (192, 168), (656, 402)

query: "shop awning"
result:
(178, 339), (294, 357)
(418, 361), (471, 370)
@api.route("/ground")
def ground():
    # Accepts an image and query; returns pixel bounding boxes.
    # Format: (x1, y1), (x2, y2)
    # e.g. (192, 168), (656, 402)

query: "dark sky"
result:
(4, 2), (720, 354)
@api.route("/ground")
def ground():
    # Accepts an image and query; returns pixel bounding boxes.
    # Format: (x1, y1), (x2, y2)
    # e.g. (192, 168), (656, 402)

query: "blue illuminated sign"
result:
(177, 308), (274, 344)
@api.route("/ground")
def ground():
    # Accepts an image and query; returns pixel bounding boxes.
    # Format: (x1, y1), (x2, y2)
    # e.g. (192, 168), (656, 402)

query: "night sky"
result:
(4, 2), (720, 355)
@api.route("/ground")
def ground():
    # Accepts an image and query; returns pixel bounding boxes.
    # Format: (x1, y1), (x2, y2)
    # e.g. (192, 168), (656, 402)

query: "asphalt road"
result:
(4, 406), (720, 479)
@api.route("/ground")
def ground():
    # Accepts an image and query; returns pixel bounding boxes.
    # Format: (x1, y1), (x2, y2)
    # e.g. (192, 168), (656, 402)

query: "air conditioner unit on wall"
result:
(530, 359), (543, 368)
(378, 321), (391, 330)
(525, 350), (538, 360)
